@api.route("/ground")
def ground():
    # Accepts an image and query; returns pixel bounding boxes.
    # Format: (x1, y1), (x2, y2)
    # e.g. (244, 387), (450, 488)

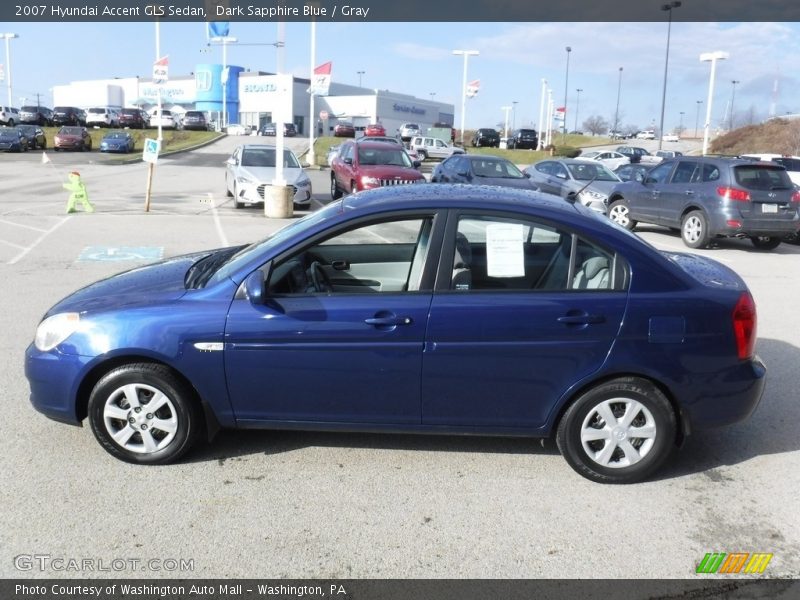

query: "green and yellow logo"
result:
(696, 552), (773, 574)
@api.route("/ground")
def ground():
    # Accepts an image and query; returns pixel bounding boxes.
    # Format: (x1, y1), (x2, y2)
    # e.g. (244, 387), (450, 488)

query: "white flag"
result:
(466, 79), (480, 99)
(41, 151), (51, 165)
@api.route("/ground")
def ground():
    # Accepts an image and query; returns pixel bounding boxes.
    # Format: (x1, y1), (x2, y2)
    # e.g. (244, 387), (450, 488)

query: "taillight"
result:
(732, 292), (757, 360)
(791, 190), (800, 203)
(717, 187), (751, 202)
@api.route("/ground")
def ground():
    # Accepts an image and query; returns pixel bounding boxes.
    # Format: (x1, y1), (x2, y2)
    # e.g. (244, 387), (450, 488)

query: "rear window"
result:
(733, 166), (793, 190)
(517, 129), (536, 136)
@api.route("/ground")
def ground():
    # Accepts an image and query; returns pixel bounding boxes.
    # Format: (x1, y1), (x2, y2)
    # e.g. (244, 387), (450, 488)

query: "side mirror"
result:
(225, 157), (237, 166)
(634, 172), (645, 183)
(524, 172), (531, 178)
(643, 176), (656, 185)
(556, 172), (567, 179)
(244, 270), (265, 305)
(412, 160), (421, 169)
(456, 169), (470, 178)
(344, 157), (353, 165)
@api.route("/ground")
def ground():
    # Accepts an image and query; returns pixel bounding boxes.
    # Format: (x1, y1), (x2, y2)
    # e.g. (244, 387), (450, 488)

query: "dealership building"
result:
(52, 65), (455, 136)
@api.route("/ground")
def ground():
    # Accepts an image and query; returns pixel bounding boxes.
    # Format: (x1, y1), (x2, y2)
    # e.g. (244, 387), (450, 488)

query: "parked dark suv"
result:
(52, 107), (86, 126)
(506, 128), (538, 150)
(471, 128), (500, 148)
(607, 157), (800, 250)
(118, 108), (147, 129)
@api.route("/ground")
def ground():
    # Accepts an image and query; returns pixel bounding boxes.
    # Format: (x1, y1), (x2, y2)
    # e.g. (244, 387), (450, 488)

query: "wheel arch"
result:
(75, 355), (221, 440)
(548, 372), (687, 446)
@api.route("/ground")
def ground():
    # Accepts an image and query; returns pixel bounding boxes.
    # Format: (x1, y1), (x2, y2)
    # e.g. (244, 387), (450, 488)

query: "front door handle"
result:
(557, 314), (605, 325)
(365, 316), (413, 326)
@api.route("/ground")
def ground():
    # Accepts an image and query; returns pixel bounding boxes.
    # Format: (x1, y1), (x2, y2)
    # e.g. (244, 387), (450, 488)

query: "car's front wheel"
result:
(330, 176), (342, 200)
(556, 377), (677, 484)
(608, 199), (637, 230)
(750, 236), (781, 250)
(88, 363), (201, 465)
(681, 210), (710, 249)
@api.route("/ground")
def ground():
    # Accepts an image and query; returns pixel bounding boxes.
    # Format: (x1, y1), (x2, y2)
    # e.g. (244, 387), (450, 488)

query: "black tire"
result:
(88, 363), (201, 465)
(225, 176), (233, 198)
(750, 236), (781, 250)
(681, 210), (711, 249)
(607, 199), (637, 230)
(556, 377), (677, 484)
(330, 176), (342, 200)
(7, 119), (13, 127)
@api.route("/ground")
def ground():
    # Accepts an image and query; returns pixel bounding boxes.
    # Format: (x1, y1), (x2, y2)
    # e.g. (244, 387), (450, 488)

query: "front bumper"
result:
(237, 181), (313, 206)
(25, 344), (93, 425)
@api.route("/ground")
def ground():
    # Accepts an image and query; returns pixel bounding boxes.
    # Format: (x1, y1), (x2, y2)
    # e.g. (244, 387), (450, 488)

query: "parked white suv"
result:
(86, 107), (119, 127)
(0, 106), (20, 126)
(636, 130), (656, 140)
(409, 136), (465, 160)
(148, 109), (177, 130)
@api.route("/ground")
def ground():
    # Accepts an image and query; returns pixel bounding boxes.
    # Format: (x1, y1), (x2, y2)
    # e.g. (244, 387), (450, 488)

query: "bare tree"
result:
(583, 115), (609, 136)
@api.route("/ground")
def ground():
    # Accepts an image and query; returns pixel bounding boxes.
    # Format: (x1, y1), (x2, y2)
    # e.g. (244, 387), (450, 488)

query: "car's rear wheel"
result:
(88, 363), (201, 465)
(750, 236), (782, 250)
(681, 210), (710, 249)
(608, 199), (637, 230)
(418, 149), (427, 161)
(330, 176), (342, 200)
(556, 377), (676, 484)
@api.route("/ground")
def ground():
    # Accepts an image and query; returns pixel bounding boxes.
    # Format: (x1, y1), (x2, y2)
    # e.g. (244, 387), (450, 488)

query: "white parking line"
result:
(0, 218), (49, 233)
(7, 216), (71, 265)
(210, 194), (229, 247)
(0, 238), (26, 249)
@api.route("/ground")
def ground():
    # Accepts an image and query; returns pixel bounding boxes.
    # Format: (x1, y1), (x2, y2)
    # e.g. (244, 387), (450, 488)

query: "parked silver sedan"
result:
(225, 144), (313, 209)
(524, 159), (622, 214)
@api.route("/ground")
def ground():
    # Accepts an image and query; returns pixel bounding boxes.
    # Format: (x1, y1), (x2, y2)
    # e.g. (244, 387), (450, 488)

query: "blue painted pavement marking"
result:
(77, 246), (164, 262)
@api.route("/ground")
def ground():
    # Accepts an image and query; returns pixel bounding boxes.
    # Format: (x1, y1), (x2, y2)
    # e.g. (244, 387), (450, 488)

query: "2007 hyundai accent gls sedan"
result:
(25, 185), (766, 483)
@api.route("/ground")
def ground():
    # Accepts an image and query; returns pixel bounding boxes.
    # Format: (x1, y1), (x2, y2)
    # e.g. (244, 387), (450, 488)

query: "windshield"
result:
(240, 148), (300, 168)
(105, 132), (127, 139)
(567, 162), (619, 181)
(204, 201), (343, 287)
(59, 127), (82, 135)
(471, 158), (524, 178)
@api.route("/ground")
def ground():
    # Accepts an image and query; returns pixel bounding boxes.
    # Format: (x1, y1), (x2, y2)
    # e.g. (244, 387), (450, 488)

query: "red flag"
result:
(466, 79), (480, 98)
(314, 61), (332, 75)
(309, 62), (332, 95)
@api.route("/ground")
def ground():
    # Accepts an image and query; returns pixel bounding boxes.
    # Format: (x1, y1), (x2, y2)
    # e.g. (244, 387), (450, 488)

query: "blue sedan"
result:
(99, 131), (135, 153)
(24, 186), (765, 483)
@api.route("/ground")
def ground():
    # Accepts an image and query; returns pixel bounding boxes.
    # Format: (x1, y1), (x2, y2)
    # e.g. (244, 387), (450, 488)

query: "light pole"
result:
(430, 92), (436, 101)
(357, 70), (365, 87)
(613, 67), (623, 137)
(678, 111), (684, 136)
(694, 99), (703, 138)
(700, 51), (729, 155)
(537, 78), (547, 149)
(574, 88), (583, 132)
(657, 1), (682, 151)
(453, 49), (479, 146)
(562, 46), (571, 139)
(1, 33), (19, 109)
(209, 35), (238, 129)
(729, 79), (740, 130)
(512, 100), (518, 131)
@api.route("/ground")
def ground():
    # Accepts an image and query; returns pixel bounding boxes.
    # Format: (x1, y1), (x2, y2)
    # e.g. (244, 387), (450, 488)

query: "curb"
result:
(99, 133), (227, 166)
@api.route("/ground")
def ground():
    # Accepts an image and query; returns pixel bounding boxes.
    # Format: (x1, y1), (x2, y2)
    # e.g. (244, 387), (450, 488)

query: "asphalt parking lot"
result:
(2, 136), (799, 579)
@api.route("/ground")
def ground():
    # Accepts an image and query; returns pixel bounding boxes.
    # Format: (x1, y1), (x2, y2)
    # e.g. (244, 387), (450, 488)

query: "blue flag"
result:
(208, 22), (230, 38)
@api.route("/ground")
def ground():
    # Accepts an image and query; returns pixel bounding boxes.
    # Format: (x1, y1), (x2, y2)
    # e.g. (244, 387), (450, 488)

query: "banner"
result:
(153, 56), (169, 85)
(466, 79), (480, 98)
(308, 61), (332, 95)
(208, 21), (230, 38)
(553, 106), (566, 121)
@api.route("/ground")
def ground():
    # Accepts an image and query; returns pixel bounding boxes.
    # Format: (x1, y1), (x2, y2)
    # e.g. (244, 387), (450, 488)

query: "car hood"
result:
(238, 166), (305, 184)
(0, 133), (19, 141)
(45, 252), (209, 317)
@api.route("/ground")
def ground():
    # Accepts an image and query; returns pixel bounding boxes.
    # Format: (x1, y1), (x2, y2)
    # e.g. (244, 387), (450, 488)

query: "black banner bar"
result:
(4, 0), (800, 23)
(3, 579), (799, 600)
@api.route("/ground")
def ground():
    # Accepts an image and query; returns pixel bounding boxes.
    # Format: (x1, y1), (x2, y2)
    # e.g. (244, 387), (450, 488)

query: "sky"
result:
(4, 20), (800, 134)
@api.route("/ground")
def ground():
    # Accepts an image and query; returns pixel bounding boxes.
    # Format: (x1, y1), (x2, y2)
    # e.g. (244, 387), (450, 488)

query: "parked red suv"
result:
(330, 140), (425, 198)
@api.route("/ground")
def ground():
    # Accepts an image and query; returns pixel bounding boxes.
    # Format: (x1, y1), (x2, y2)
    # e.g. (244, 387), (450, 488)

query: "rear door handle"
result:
(685, 190), (694, 195)
(365, 315), (413, 327)
(557, 314), (605, 325)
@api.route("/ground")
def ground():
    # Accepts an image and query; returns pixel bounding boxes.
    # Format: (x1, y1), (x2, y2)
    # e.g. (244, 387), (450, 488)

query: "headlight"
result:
(236, 175), (254, 184)
(34, 313), (80, 352)
(295, 175), (311, 187)
(361, 176), (380, 186)
(580, 190), (606, 201)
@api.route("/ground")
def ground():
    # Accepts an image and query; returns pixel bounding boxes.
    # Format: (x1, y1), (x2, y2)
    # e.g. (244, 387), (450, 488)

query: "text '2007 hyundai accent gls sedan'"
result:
(25, 185), (766, 483)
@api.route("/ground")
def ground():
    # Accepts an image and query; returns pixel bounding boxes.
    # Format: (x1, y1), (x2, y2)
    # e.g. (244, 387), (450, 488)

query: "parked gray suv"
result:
(607, 157), (800, 249)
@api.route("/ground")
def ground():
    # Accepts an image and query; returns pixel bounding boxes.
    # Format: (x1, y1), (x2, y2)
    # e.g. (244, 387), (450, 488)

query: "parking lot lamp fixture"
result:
(562, 46), (571, 140)
(357, 70), (365, 87)
(1, 33), (19, 109)
(700, 51), (729, 155)
(452, 49), (479, 146)
(657, 1), (682, 151)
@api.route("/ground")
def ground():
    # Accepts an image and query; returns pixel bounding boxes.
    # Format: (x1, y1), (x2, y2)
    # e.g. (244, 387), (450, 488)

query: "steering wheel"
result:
(309, 261), (333, 293)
